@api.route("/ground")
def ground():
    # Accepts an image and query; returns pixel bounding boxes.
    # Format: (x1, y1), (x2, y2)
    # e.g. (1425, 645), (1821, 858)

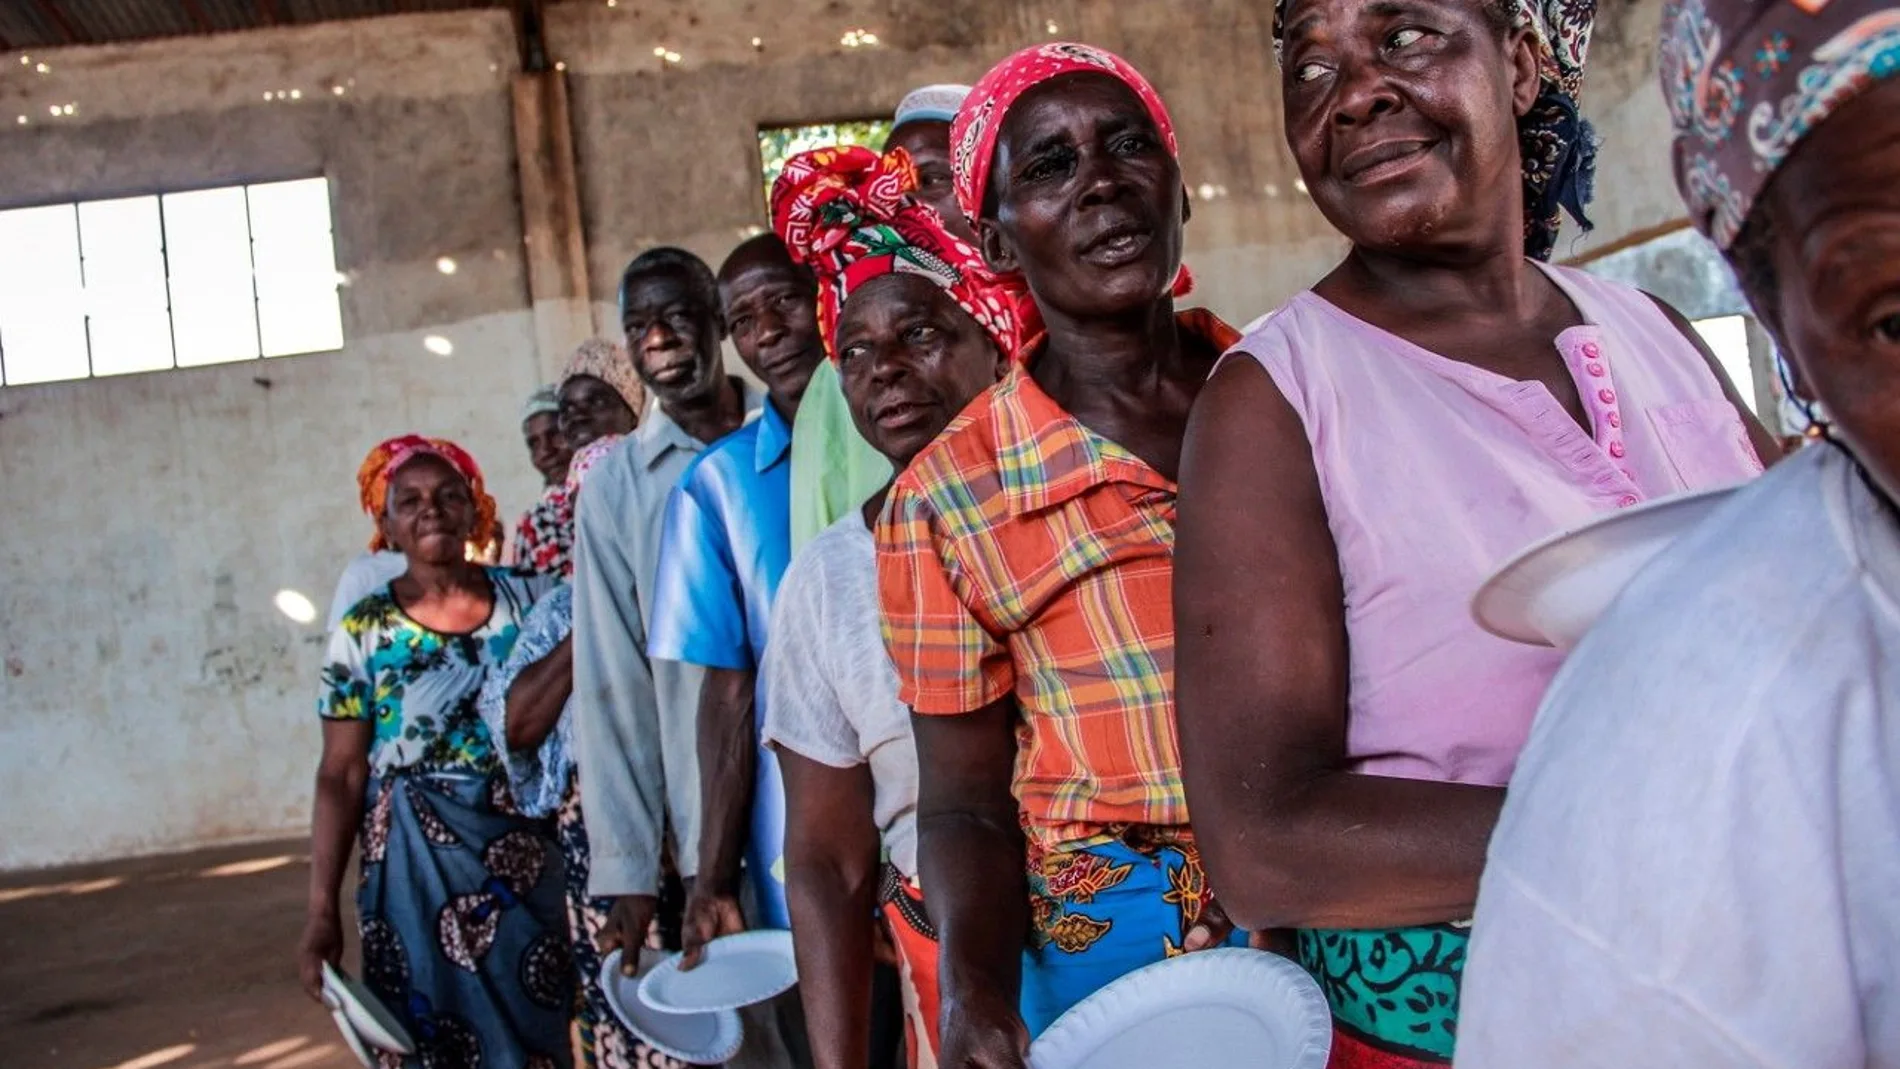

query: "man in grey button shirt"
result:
(572, 246), (762, 964)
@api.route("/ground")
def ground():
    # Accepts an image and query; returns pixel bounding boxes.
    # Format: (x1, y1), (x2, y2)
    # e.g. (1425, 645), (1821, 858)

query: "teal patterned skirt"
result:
(1296, 923), (1468, 1065)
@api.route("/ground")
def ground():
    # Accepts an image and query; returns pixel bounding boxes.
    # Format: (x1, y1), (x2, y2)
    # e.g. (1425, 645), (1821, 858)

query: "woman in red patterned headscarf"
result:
(767, 144), (1020, 1069)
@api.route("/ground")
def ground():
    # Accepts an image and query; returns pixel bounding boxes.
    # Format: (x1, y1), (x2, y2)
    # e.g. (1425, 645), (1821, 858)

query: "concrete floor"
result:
(0, 840), (360, 1069)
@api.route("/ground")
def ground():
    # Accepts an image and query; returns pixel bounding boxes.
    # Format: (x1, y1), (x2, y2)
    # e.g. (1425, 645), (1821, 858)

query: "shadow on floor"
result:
(0, 840), (360, 1069)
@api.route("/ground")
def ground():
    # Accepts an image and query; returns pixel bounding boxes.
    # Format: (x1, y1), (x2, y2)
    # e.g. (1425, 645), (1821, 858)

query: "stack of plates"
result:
(321, 962), (414, 1069)
(601, 929), (799, 1064)
(1028, 948), (1331, 1069)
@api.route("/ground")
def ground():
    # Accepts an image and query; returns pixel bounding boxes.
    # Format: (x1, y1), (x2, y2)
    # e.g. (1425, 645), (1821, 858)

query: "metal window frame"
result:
(0, 175), (343, 386)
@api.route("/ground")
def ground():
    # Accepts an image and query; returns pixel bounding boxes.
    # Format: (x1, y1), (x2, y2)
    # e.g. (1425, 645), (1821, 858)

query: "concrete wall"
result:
(0, 14), (546, 871)
(1553, 0), (1683, 263)
(550, 0), (1351, 327)
(0, 0), (1687, 870)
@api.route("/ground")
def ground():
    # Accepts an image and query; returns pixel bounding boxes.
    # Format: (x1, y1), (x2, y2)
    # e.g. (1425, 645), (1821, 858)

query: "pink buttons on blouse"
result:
(1617, 494), (1639, 508)
(1581, 341), (1627, 472)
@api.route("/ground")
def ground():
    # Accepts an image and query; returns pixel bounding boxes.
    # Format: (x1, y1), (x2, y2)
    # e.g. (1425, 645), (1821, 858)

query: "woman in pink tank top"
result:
(1170, 1), (1779, 1066)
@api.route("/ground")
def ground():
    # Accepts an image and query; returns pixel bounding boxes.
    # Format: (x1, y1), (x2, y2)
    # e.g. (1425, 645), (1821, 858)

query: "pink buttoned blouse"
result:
(1227, 261), (1764, 787)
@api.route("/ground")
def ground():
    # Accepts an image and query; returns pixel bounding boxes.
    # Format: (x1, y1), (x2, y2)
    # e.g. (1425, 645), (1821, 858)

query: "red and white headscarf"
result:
(564, 433), (625, 497)
(771, 144), (1031, 362)
(949, 42), (1190, 296)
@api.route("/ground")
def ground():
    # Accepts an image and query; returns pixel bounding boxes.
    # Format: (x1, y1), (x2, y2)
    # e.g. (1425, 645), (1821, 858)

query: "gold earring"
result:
(1803, 399), (1832, 440)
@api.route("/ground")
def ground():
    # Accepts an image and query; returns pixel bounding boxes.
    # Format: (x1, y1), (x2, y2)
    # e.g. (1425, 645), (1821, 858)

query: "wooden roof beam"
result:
(510, 0), (550, 73)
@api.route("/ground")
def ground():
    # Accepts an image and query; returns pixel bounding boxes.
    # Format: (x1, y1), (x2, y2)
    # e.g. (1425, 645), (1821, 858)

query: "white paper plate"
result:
(1028, 948), (1331, 1069)
(329, 1007), (377, 1069)
(637, 929), (798, 1013)
(599, 948), (745, 1064)
(1472, 486), (1740, 649)
(322, 961), (415, 1054)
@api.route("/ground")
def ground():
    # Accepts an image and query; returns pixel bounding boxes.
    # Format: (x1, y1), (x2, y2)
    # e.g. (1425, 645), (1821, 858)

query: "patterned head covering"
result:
(1662, 0), (1900, 251)
(1272, 0), (1600, 261)
(950, 42), (1192, 295)
(559, 337), (645, 419)
(564, 433), (625, 497)
(771, 144), (1031, 362)
(895, 84), (972, 128)
(519, 384), (560, 424)
(355, 435), (498, 553)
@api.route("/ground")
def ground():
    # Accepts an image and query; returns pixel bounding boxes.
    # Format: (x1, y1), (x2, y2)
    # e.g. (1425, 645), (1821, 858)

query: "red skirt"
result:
(1327, 1029), (1445, 1069)
(879, 865), (941, 1069)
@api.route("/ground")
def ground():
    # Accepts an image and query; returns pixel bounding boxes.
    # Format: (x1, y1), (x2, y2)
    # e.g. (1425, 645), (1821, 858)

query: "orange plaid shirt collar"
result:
(993, 308), (1241, 512)
(880, 307), (1242, 850)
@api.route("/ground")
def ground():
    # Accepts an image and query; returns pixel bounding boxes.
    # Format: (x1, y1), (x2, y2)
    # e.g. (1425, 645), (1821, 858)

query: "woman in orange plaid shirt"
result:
(875, 44), (1248, 1069)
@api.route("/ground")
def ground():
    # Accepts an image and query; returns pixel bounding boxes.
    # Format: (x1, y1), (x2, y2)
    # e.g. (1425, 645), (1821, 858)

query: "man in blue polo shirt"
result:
(647, 233), (823, 983)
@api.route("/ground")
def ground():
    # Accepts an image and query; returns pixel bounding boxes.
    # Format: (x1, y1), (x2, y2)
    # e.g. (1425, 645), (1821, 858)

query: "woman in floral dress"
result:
(300, 434), (569, 1069)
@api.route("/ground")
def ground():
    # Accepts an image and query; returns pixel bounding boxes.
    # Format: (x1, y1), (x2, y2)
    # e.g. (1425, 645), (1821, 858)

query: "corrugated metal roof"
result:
(0, 0), (513, 52)
(0, 4), (66, 52)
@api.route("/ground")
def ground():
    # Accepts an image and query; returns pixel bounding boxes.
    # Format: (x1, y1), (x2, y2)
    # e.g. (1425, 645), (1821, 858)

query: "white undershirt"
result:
(761, 515), (921, 879)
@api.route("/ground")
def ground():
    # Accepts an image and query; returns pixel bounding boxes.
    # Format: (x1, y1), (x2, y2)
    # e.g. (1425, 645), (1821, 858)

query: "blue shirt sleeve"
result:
(647, 473), (753, 670)
(475, 583), (574, 818)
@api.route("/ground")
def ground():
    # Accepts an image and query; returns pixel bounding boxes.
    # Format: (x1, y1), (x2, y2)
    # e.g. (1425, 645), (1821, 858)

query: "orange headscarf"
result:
(354, 435), (498, 553)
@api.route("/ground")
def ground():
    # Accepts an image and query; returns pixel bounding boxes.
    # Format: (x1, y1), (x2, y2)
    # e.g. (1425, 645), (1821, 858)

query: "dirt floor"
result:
(0, 839), (362, 1069)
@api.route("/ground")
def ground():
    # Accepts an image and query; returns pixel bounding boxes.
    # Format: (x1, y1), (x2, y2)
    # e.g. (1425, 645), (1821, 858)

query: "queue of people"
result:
(302, 1), (1900, 1067)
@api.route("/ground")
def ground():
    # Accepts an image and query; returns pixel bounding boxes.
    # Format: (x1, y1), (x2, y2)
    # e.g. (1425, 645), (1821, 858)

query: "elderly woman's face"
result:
(381, 455), (476, 565)
(1756, 79), (1900, 499)
(834, 273), (1006, 468)
(981, 73), (1185, 322)
(522, 412), (571, 486)
(1280, 0), (1537, 253)
(558, 374), (636, 451)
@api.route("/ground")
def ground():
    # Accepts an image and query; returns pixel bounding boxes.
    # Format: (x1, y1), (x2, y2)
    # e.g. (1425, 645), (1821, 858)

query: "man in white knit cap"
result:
(883, 84), (974, 243)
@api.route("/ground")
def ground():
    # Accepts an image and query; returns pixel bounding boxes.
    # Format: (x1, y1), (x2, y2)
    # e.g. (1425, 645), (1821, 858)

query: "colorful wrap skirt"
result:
(879, 865), (941, 1069)
(1019, 826), (1244, 1037)
(1298, 924), (1469, 1068)
(356, 769), (573, 1069)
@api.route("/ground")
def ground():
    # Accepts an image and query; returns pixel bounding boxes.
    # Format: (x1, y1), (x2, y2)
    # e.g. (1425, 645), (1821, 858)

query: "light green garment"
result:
(790, 358), (892, 552)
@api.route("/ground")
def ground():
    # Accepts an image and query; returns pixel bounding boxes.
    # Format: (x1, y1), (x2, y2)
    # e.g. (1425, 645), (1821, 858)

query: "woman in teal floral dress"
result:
(299, 435), (569, 1069)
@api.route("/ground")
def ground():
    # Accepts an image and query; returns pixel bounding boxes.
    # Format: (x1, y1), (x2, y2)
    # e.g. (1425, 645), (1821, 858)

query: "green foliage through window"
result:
(758, 120), (894, 210)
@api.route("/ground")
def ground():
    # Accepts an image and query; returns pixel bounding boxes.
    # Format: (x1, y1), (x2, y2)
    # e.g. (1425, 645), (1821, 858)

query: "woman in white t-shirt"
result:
(1458, 3), (1900, 1064)
(762, 144), (1022, 1069)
